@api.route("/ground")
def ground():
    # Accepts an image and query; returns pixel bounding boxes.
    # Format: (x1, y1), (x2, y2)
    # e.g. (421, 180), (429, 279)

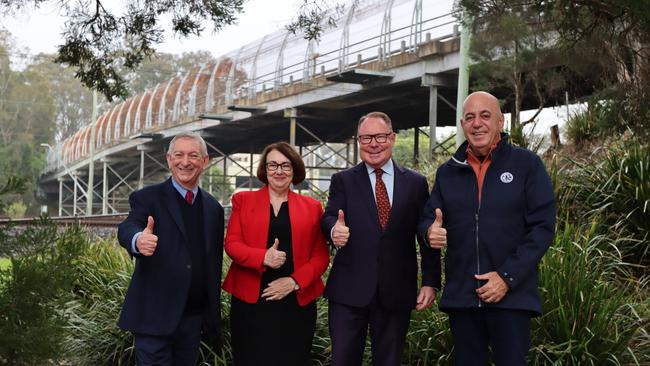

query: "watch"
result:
(291, 277), (300, 291)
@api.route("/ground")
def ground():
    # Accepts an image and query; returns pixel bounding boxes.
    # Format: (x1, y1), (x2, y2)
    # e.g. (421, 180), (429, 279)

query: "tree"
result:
(458, 0), (650, 133)
(1, 0), (244, 101)
(28, 54), (105, 141)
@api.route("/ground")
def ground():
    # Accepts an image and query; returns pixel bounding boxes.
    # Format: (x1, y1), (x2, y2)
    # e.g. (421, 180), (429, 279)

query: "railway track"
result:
(0, 213), (127, 227)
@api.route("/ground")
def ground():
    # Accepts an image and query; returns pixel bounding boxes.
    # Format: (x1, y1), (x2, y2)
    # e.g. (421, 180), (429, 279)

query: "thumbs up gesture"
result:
(264, 238), (287, 269)
(136, 216), (158, 256)
(427, 208), (447, 249)
(332, 209), (350, 248)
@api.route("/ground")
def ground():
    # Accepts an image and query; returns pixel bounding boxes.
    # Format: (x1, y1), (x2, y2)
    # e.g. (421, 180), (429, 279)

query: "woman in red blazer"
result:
(222, 141), (329, 366)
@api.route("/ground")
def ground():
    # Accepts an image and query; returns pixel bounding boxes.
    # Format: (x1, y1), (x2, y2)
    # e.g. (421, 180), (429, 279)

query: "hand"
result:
(475, 272), (509, 303)
(136, 216), (158, 256)
(263, 238), (286, 269)
(415, 286), (436, 311)
(427, 208), (447, 249)
(261, 277), (295, 301)
(332, 209), (350, 248)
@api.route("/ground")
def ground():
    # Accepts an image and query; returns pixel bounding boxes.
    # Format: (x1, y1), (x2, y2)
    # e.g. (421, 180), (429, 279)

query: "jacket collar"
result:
(449, 132), (510, 167)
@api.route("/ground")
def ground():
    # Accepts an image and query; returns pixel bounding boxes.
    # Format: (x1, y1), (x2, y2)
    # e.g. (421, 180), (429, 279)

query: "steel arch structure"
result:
(39, 0), (462, 216)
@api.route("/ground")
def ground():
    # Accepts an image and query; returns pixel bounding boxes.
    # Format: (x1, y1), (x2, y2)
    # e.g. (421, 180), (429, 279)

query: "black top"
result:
(177, 191), (208, 315)
(259, 201), (294, 296)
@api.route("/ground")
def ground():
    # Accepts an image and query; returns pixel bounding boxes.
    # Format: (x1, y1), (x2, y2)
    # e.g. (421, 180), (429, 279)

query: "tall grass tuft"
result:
(557, 139), (650, 268)
(63, 239), (135, 365)
(531, 222), (649, 364)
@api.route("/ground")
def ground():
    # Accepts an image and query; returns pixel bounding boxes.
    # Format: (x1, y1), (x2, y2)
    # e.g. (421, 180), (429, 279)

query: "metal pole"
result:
(139, 150), (145, 189)
(73, 172), (78, 216)
(102, 161), (108, 215)
(429, 85), (438, 159)
(414, 127), (420, 166)
(58, 179), (63, 217)
(455, 11), (473, 148)
(86, 90), (97, 216)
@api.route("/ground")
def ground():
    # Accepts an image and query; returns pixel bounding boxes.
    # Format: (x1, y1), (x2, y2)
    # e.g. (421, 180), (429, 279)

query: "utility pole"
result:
(87, 90), (97, 216)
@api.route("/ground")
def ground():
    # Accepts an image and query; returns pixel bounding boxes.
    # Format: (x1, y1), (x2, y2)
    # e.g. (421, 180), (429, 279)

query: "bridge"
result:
(38, 0), (464, 216)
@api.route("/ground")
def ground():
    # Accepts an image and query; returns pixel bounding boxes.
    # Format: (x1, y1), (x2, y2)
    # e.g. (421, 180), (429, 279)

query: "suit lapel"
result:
(353, 163), (382, 230)
(163, 178), (188, 242)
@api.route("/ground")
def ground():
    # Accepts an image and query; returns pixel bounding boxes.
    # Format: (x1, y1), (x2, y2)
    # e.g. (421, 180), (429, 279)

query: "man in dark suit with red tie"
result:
(321, 112), (441, 366)
(117, 132), (224, 365)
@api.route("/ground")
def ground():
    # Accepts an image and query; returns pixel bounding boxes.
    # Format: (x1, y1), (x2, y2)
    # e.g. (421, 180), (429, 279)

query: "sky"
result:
(0, 0), (298, 60)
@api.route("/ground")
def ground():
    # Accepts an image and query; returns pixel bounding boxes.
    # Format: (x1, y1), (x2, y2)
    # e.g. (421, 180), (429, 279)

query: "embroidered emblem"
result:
(500, 172), (514, 183)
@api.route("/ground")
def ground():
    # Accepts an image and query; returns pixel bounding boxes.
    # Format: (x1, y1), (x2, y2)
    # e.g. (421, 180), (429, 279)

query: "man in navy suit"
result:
(118, 131), (224, 365)
(321, 112), (441, 366)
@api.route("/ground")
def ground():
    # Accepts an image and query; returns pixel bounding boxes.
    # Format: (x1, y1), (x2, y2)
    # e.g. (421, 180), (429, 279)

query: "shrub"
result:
(0, 219), (87, 365)
(531, 222), (649, 364)
(4, 202), (26, 219)
(557, 139), (650, 267)
(62, 239), (135, 365)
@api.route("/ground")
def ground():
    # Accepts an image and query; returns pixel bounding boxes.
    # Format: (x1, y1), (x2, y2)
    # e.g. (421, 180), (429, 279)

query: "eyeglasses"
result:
(266, 161), (293, 172)
(357, 133), (393, 145)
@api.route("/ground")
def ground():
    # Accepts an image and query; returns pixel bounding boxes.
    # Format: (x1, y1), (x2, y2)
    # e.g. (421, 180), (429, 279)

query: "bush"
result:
(4, 202), (26, 219)
(0, 219), (87, 365)
(531, 222), (649, 364)
(557, 138), (650, 267)
(62, 239), (135, 365)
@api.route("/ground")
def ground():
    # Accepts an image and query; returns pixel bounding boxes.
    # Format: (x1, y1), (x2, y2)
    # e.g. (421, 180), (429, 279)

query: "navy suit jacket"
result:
(117, 178), (224, 336)
(321, 161), (441, 309)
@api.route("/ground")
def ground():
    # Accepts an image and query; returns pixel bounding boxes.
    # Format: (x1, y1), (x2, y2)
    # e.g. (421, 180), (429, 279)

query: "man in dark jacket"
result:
(419, 91), (556, 365)
(118, 132), (224, 365)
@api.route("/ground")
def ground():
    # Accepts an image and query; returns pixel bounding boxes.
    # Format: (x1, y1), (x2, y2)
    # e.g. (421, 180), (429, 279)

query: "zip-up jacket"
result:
(418, 133), (556, 315)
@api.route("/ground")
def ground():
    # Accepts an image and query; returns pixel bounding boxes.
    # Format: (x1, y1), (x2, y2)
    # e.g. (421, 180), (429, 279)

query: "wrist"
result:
(290, 276), (300, 291)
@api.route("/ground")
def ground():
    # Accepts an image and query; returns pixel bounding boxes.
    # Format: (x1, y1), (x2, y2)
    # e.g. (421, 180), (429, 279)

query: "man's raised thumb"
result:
(336, 209), (346, 225)
(145, 216), (155, 233)
(272, 238), (279, 250)
(433, 208), (443, 227)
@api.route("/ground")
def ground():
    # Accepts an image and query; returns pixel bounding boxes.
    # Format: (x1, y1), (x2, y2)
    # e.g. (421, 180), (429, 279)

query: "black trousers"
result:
(328, 300), (411, 366)
(134, 313), (203, 366)
(448, 308), (532, 366)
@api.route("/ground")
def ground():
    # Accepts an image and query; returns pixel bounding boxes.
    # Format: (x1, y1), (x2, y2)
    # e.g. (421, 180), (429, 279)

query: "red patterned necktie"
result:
(185, 190), (194, 205)
(374, 169), (391, 230)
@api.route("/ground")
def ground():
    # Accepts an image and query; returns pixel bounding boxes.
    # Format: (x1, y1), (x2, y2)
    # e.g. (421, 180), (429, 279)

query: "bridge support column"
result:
(428, 85), (438, 159)
(72, 172), (78, 216)
(58, 178), (63, 217)
(102, 161), (108, 215)
(414, 127), (420, 166)
(139, 150), (145, 189)
(285, 108), (297, 146)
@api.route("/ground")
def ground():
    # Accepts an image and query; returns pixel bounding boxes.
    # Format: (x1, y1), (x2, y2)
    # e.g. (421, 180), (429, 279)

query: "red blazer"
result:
(222, 186), (329, 306)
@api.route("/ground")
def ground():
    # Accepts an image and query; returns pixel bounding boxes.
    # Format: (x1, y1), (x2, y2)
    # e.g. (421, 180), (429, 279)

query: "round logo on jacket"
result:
(500, 172), (514, 183)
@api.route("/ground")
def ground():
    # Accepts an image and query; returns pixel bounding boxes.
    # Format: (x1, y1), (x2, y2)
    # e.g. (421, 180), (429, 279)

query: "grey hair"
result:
(167, 132), (208, 156)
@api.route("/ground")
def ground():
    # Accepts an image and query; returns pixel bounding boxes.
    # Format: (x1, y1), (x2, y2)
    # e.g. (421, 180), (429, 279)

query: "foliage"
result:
(0, 220), (87, 364)
(62, 239), (135, 366)
(458, 0), (650, 133)
(0, 176), (26, 212)
(286, 0), (343, 41)
(462, 3), (567, 129)
(0, 0), (245, 101)
(556, 138), (650, 267)
(532, 222), (649, 364)
(4, 201), (26, 219)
